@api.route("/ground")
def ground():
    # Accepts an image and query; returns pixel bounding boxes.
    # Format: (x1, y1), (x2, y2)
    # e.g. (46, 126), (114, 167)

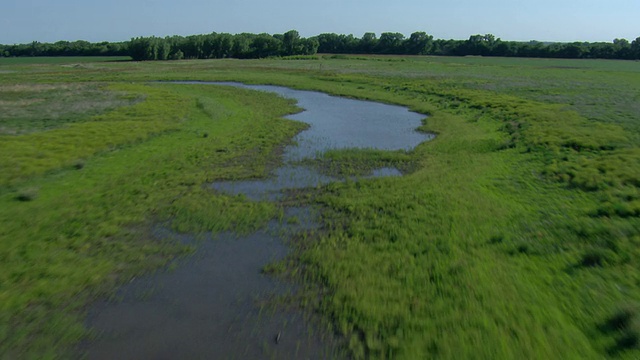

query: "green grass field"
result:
(0, 56), (131, 65)
(1, 55), (639, 359)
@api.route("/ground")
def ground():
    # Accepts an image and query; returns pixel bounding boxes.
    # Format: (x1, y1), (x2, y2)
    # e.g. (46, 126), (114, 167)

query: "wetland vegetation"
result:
(1, 54), (640, 359)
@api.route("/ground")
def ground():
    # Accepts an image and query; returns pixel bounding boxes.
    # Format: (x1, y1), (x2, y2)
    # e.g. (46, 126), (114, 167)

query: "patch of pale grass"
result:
(0, 83), (143, 133)
(0, 99), (44, 106)
(0, 83), (79, 92)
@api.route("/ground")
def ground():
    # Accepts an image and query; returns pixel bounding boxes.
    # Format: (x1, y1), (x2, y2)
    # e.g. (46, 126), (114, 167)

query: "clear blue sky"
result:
(1, 0), (638, 44)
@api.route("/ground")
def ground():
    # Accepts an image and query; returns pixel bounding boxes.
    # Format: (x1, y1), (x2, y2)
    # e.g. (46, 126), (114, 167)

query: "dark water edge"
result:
(79, 83), (431, 359)
(80, 208), (340, 359)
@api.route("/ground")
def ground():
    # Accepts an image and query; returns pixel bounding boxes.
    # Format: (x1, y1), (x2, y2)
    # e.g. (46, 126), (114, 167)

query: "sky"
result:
(1, 0), (639, 44)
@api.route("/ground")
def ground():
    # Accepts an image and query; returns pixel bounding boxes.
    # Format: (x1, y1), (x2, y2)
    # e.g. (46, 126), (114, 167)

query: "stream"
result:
(81, 83), (431, 359)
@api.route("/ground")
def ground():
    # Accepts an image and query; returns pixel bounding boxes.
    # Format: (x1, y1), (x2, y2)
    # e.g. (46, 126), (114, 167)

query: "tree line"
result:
(127, 30), (318, 60)
(0, 40), (129, 57)
(316, 32), (640, 60)
(2, 30), (639, 60)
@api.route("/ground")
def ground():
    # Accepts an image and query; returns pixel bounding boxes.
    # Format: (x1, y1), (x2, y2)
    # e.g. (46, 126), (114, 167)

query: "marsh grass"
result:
(600, 303), (640, 354)
(0, 56), (130, 66)
(14, 187), (38, 201)
(0, 84), (181, 187)
(0, 81), (305, 357)
(0, 83), (142, 134)
(302, 148), (415, 177)
(1, 56), (640, 359)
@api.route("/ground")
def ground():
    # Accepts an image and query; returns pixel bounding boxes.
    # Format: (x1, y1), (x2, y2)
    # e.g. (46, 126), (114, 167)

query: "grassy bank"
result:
(1, 56), (639, 358)
(0, 81), (305, 357)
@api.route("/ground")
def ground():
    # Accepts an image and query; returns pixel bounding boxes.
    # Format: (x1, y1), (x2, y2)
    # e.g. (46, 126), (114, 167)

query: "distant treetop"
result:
(1, 31), (639, 60)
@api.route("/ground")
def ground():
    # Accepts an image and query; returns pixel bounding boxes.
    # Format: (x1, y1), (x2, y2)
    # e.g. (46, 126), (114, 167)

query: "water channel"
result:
(81, 83), (431, 359)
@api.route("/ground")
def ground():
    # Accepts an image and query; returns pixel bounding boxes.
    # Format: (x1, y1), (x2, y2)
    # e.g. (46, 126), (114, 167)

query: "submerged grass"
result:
(302, 148), (416, 177)
(1, 56), (640, 359)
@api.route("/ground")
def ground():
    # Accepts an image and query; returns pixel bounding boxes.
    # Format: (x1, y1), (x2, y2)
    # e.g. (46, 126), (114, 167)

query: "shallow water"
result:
(208, 82), (430, 200)
(81, 83), (430, 359)
(213, 165), (402, 201)
(188, 82), (430, 162)
(83, 208), (335, 360)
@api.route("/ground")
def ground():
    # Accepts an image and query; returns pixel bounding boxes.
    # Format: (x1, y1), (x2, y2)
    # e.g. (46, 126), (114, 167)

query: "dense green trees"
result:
(0, 40), (128, 57)
(405, 32), (434, 55)
(632, 37), (640, 59)
(359, 32), (378, 53)
(316, 33), (356, 53)
(312, 32), (640, 60)
(126, 31), (313, 60)
(1, 30), (639, 60)
(377, 32), (405, 54)
(252, 34), (282, 58)
(282, 30), (301, 56)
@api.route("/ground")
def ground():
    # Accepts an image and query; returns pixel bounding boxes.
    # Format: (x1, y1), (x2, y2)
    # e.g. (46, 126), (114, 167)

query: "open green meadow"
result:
(1, 55), (640, 358)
